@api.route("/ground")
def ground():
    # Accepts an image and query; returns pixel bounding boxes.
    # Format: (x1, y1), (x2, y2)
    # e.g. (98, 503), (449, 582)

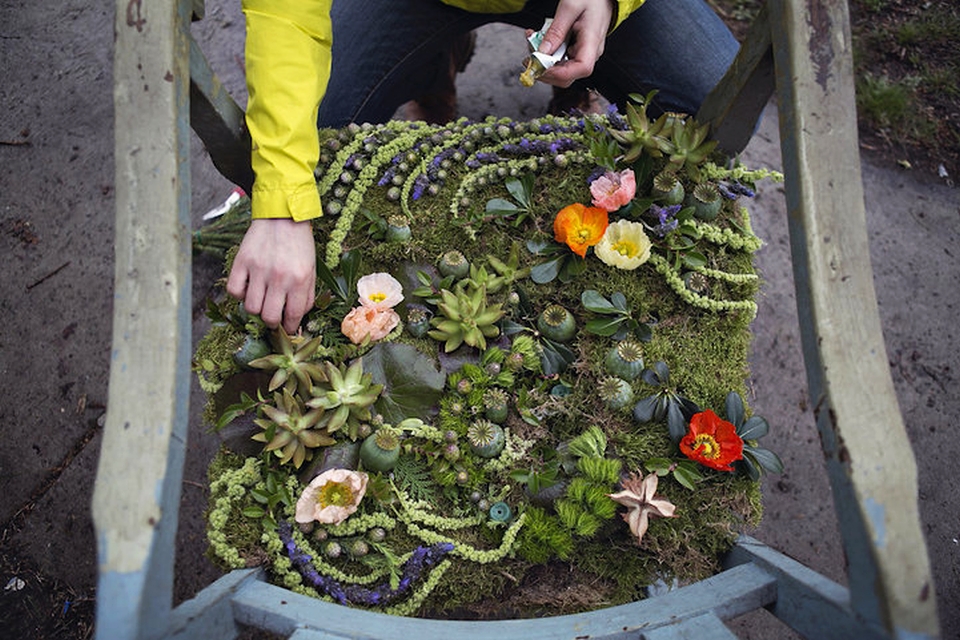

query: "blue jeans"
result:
(317, 0), (740, 128)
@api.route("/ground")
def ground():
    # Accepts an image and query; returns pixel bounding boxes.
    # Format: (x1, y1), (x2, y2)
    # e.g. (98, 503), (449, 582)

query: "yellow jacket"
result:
(242, 0), (646, 222)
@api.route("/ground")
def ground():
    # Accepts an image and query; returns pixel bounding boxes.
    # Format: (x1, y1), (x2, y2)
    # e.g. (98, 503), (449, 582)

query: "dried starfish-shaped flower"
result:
(607, 471), (677, 545)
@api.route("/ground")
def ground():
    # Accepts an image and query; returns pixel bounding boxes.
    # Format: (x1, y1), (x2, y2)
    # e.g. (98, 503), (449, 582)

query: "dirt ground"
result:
(1, 1), (958, 638)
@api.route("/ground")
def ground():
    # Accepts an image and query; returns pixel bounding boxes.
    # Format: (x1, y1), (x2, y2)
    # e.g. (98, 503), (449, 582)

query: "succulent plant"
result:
(633, 361), (701, 442)
(248, 328), (328, 397)
(307, 359), (384, 439)
(537, 305), (576, 342)
(662, 116), (719, 179)
(606, 92), (672, 163)
(604, 338), (645, 380)
(252, 388), (336, 469)
(428, 287), (504, 352)
(467, 419), (505, 458)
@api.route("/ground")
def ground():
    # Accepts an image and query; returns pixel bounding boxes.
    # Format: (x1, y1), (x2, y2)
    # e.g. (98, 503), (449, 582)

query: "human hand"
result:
(226, 218), (316, 334)
(534, 0), (615, 88)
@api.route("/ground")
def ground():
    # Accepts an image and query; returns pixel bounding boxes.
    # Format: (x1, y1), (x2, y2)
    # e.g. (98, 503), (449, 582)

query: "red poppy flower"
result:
(553, 203), (609, 258)
(679, 409), (744, 472)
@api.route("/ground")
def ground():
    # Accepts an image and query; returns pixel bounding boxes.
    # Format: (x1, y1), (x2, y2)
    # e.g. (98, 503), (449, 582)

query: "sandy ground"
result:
(0, 0), (958, 637)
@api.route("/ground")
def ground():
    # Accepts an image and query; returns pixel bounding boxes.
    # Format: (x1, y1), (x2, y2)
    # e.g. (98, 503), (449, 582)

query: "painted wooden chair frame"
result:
(92, 1), (940, 637)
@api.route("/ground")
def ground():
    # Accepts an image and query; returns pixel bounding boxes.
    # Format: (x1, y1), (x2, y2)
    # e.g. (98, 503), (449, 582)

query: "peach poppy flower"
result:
(295, 468), (369, 524)
(553, 203), (609, 258)
(341, 306), (400, 344)
(357, 272), (403, 310)
(590, 169), (636, 212)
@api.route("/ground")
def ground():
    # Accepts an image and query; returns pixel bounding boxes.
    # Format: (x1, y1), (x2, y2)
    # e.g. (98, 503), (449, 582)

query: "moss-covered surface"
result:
(195, 112), (780, 619)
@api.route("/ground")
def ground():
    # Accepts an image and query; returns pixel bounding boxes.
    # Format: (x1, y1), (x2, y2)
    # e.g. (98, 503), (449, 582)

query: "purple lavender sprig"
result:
(278, 521), (454, 607)
(650, 203), (682, 237)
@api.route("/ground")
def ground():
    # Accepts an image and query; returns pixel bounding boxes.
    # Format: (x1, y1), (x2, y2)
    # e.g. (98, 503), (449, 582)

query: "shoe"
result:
(547, 84), (605, 116)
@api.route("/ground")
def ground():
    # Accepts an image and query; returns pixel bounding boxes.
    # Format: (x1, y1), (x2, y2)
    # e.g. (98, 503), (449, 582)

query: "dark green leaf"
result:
(610, 291), (628, 312)
(745, 446), (783, 474)
(725, 392), (745, 428)
(540, 338), (576, 376)
(581, 290), (617, 314)
(585, 316), (625, 336)
(340, 249), (362, 298)
(316, 256), (347, 301)
(640, 368), (662, 387)
(526, 238), (553, 256)
(739, 416), (770, 441)
(667, 401), (688, 442)
(249, 488), (271, 504)
(364, 343), (446, 424)
(653, 361), (671, 383)
(531, 256), (564, 284)
(673, 461), (702, 490)
(416, 270), (433, 286)
(632, 395), (659, 423)
(559, 256), (586, 282)
(633, 322), (653, 343)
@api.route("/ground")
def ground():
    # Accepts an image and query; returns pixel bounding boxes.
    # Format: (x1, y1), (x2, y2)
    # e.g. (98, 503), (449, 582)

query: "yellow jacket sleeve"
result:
(243, 0), (332, 221)
(611, 0), (647, 30)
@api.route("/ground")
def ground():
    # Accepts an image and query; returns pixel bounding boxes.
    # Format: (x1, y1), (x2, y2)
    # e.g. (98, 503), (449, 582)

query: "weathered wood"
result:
(697, 3), (776, 155)
(163, 569), (262, 639)
(92, 1), (194, 639)
(230, 562), (776, 639)
(189, 34), (254, 192)
(640, 612), (738, 640)
(726, 536), (888, 640)
(768, 0), (939, 637)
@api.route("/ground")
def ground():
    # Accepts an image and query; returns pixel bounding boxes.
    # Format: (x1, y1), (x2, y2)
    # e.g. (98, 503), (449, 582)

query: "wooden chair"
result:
(92, 1), (940, 637)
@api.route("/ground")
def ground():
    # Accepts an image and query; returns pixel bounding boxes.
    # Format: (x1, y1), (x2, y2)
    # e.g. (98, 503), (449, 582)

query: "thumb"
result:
(538, 15), (574, 55)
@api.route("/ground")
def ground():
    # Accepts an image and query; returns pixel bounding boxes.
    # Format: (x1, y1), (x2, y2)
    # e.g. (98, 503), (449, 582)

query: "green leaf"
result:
(585, 316), (625, 336)
(667, 401), (687, 442)
(632, 395), (659, 423)
(644, 457), (673, 475)
(485, 198), (520, 215)
(242, 506), (266, 519)
(725, 392), (745, 428)
(739, 416), (770, 441)
(682, 251), (708, 269)
(745, 446), (783, 474)
(340, 249), (362, 299)
(316, 257), (347, 301)
(506, 177), (531, 208)
(530, 256), (564, 284)
(249, 488), (271, 504)
(632, 322), (653, 343)
(559, 256), (586, 282)
(540, 338), (576, 376)
(673, 461), (702, 490)
(581, 290), (617, 314)
(611, 291), (628, 312)
(364, 343), (446, 424)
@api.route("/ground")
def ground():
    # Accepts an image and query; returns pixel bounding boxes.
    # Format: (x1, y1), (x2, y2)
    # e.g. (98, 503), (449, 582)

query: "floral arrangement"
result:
(194, 94), (783, 617)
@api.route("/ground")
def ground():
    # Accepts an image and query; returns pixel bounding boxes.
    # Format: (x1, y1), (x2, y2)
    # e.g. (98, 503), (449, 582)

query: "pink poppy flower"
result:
(357, 272), (403, 310)
(295, 468), (369, 525)
(341, 306), (400, 344)
(590, 169), (636, 212)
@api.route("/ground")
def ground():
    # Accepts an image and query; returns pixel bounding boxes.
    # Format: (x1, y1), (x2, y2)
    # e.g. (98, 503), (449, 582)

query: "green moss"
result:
(196, 114), (775, 618)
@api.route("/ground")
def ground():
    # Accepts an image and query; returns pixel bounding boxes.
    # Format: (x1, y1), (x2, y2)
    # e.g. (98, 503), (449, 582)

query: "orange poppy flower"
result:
(553, 203), (609, 258)
(679, 409), (744, 472)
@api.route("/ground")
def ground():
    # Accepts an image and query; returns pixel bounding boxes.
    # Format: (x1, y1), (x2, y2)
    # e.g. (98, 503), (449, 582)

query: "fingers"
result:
(535, 0), (613, 88)
(225, 218), (317, 334)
